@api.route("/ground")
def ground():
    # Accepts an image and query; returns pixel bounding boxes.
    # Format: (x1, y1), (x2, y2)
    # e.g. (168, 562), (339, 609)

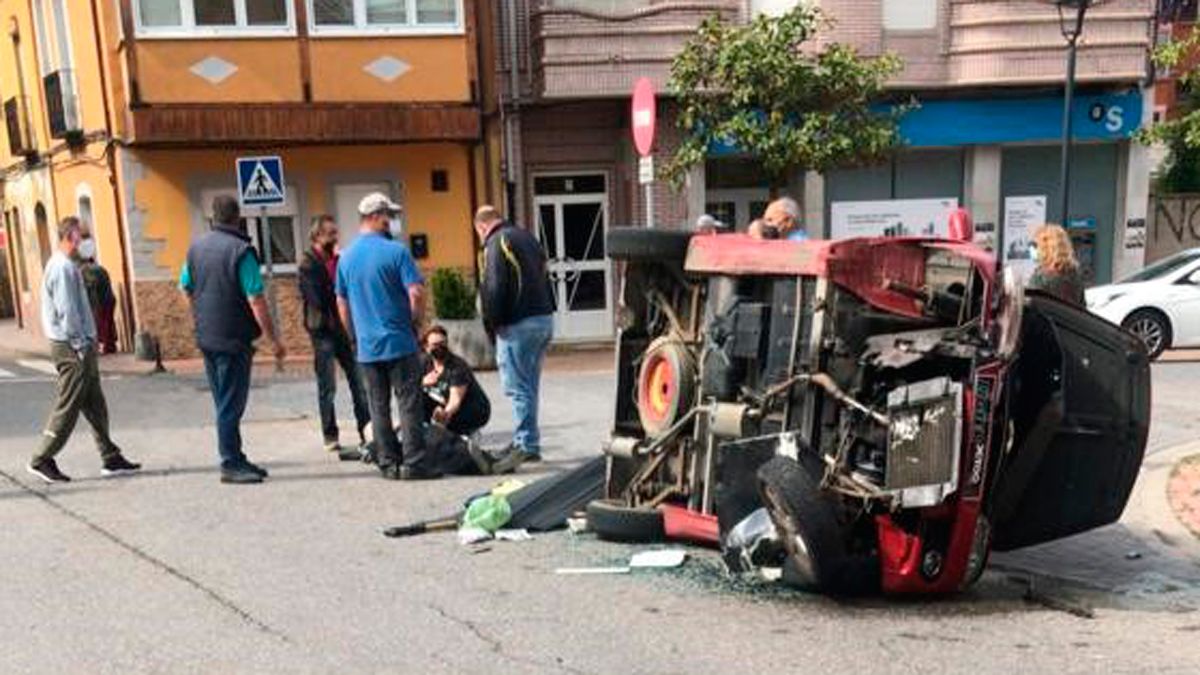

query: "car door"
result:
(1164, 263), (1200, 347)
(990, 294), (1151, 551)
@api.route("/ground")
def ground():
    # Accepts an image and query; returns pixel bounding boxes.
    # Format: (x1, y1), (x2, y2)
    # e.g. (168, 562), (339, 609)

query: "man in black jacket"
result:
(474, 205), (555, 462)
(299, 215), (371, 458)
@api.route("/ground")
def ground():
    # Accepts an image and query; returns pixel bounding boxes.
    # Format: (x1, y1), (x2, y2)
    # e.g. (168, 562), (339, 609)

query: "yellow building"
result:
(0, 0), (496, 358)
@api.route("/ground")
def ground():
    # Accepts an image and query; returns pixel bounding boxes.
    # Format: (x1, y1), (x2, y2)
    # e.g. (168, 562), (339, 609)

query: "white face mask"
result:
(1029, 245), (1040, 264)
(388, 217), (404, 238)
(78, 238), (97, 261)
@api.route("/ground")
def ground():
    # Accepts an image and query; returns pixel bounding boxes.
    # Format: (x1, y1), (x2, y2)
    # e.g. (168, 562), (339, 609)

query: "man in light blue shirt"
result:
(336, 193), (437, 480)
(748, 197), (809, 241)
(29, 216), (140, 483)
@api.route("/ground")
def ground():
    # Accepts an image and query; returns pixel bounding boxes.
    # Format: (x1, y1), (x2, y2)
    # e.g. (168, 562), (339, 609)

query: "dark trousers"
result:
(34, 342), (119, 464)
(202, 349), (253, 470)
(312, 332), (371, 444)
(422, 394), (488, 437)
(361, 354), (429, 471)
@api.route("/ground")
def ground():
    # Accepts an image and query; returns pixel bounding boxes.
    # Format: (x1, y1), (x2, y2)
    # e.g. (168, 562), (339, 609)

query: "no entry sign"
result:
(631, 77), (656, 157)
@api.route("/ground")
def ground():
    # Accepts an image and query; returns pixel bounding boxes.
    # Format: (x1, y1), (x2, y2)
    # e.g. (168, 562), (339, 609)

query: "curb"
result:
(1123, 441), (1200, 558)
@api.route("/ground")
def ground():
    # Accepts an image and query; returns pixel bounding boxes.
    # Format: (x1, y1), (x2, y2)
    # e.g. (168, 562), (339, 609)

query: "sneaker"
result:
(522, 451), (543, 463)
(221, 467), (264, 484)
(101, 454), (142, 476)
(27, 459), (71, 483)
(488, 446), (527, 475)
(337, 445), (364, 462)
(242, 461), (269, 478)
(378, 463), (402, 480)
(323, 441), (341, 454)
(398, 465), (443, 481)
(466, 436), (494, 474)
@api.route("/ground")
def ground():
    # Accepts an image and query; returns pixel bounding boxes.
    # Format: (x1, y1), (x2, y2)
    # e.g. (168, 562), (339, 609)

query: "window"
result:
(883, 0), (936, 31)
(135, 0), (292, 36)
(198, 187), (302, 272)
(311, 0), (462, 34)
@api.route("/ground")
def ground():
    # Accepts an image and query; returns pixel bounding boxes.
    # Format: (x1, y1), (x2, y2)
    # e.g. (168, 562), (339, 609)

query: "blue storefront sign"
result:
(896, 91), (1143, 147)
(708, 90), (1143, 154)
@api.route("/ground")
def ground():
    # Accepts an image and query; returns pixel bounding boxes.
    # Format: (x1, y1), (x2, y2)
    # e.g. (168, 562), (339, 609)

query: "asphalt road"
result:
(1, 354), (1199, 673)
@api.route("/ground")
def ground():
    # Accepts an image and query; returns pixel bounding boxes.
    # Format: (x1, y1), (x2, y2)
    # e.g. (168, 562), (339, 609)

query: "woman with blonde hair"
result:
(1028, 224), (1085, 306)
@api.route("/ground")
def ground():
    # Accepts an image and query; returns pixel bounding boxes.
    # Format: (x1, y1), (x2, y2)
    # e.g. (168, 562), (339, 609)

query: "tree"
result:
(1140, 23), (1200, 193)
(665, 6), (905, 192)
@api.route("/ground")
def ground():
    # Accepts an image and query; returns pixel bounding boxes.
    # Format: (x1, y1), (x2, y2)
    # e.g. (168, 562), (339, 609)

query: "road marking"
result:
(16, 359), (57, 375)
(0, 367), (14, 378)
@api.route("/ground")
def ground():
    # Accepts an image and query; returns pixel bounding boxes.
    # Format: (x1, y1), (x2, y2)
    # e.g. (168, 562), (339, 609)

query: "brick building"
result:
(494, 0), (1156, 343)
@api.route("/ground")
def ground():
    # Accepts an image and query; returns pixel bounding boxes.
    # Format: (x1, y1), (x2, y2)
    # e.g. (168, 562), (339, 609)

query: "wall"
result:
(1147, 194), (1200, 263)
(123, 143), (477, 358)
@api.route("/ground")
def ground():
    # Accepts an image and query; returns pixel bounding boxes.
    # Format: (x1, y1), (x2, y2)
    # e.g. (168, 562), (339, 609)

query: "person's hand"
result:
(432, 407), (450, 424)
(422, 369), (440, 387)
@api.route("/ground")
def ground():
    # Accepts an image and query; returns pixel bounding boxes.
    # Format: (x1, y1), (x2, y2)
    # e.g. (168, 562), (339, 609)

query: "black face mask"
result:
(429, 345), (449, 361)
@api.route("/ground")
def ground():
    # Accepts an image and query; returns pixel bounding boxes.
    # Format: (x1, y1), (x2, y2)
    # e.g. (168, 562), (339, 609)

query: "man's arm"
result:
(408, 283), (425, 329)
(479, 238), (513, 331)
(238, 253), (286, 361)
(337, 296), (354, 344)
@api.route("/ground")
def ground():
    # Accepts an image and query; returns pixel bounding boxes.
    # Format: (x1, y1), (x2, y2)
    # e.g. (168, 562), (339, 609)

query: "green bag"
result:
(462, 494), (512, 533)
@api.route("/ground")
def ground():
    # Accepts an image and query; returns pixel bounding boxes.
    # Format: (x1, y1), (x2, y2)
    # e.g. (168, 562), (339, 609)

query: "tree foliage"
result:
(430, 268), (477, 320)
(665, 6), (905, 189)
(1140, 24), (1200, 192)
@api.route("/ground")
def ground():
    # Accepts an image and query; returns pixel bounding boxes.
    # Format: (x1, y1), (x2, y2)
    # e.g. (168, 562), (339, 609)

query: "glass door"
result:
(533, 177), (612, 341)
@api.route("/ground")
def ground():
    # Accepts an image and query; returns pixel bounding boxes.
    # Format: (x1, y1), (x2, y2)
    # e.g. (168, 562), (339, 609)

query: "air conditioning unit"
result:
(4, 96), (36, 157)
(43, 69), (80, 141)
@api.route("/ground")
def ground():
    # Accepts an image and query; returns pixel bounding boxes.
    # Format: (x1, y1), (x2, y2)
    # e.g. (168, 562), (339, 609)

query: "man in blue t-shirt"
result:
(335, 193), (438, 480)
(747, 197), (809, 241)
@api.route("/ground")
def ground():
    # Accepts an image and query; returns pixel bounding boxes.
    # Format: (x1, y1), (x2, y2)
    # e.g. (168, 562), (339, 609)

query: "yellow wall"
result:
(0, 0), (47, 163)
(134, 39), (303, 103)
(308, 37), (471, 102)
(128, 143), (476, 277)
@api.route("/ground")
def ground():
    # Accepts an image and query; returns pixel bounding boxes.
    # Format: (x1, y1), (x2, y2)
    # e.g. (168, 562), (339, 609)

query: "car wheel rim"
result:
(638, 354), (675, 426)
(1130, 318), (1164, 353)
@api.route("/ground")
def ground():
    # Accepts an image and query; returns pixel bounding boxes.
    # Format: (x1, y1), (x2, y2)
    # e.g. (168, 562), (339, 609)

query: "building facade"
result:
(1, 0), (497, 358)
(495, 0), (1156, 343)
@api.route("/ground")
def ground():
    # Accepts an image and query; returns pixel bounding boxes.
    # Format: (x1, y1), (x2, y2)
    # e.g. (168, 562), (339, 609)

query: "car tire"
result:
(758, 456), (875, 595)
(586, 498), (666, 543)
(1122, 308), (1171, 360)
(607, 228), (693, 262)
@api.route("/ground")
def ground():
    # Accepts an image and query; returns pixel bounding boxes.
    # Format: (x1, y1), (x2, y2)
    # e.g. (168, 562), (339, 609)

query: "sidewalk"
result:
(0, 319), (614, 377)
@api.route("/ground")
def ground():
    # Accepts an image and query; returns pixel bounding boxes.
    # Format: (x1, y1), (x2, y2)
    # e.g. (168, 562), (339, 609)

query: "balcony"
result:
(531, 0), (741, 98)
(43, 69), (80, 140)
(4, 96), (36, 157)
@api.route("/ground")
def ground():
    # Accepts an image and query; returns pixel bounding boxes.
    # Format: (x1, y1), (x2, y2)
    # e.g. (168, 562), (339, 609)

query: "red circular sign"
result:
(631, 77), (656, 157)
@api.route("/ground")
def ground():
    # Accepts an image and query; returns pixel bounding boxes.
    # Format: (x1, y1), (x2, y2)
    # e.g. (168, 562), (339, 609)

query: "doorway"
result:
(35, 202), (51, 266)
(333, 182), (398, 249)
(532, 173), (612, 341)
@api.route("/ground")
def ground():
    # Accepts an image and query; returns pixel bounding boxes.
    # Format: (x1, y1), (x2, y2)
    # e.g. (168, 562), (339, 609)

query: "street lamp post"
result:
(1054, 0), (1094, 225)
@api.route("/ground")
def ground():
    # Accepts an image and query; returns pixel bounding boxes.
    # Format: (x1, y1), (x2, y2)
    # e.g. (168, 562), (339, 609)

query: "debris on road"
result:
(630, 549), (687, 569)
(495, 528), (533, 542)
(555, 566), (632, 575)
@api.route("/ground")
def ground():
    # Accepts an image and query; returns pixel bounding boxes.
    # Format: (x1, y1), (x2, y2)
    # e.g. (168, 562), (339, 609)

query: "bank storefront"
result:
(821, 90), (1145, 285)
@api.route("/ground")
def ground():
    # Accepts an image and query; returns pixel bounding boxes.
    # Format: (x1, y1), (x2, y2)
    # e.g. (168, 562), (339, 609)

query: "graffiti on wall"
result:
(1149, 195), (1200, 263)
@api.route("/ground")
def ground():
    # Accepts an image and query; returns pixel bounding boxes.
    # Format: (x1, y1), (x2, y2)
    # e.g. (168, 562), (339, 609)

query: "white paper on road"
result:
(494, 529), (533, 542)
(1003, 195), (1046, 282)
(830, 198), (958, 239)
(629, 550), (687, 568)
(0, 367), (14, 378)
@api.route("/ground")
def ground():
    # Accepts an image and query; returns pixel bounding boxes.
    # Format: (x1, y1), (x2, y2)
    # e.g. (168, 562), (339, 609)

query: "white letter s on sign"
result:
(1105, 105), (1125, 133)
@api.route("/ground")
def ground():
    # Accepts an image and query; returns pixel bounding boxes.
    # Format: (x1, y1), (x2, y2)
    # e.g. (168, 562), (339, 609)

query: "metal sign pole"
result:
(645, 182), (655, 229)
(260, 205), (279, 329)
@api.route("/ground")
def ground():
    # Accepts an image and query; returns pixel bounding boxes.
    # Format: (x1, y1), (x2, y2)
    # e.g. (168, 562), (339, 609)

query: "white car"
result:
(1085, 247), (1200, 359)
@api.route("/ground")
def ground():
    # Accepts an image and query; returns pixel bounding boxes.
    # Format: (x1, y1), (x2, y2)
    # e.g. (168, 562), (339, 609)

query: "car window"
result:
(1120, 250), (1200, 283)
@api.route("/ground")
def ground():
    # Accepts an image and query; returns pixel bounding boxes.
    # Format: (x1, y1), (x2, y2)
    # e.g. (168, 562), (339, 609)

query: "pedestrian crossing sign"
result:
(236, 156), (286, 207)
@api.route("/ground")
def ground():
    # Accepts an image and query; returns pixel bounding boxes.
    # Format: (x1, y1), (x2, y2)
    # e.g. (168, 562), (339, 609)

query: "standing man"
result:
(299, 215), (371, 460)
(474, 206), (555, 462)
(28, 217), (141, 483)
(181, 196), (286, 485)
(336, 193), (438, 481)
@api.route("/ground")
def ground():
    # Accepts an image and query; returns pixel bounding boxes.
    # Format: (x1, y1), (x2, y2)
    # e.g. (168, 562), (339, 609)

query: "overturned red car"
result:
(588, 229), (1150, 595)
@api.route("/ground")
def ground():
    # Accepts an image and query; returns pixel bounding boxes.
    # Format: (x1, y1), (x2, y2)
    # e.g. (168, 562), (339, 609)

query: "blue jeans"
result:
(202, 349), (253, 470)
(496, 314), (554, 455)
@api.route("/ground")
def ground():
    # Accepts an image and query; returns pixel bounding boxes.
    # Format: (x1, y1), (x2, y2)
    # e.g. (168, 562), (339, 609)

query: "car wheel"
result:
(1122, 309), (1171, 360)
(607, 228), (694, 261)
(757, 456), (875, 595)
(636, 338), (697, 437)
(586, 499), (666, 543)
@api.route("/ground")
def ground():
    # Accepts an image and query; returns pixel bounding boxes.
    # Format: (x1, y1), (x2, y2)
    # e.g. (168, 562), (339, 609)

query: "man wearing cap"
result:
(336, 193), (438, 480)
(181, 196), (286, 485)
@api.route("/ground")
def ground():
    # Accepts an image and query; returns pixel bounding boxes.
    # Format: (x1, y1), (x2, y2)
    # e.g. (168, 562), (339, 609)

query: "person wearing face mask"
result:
(1027, 223), (1085, 306)
(299, 215), (372, 460)
(336, 193), (439, 481)
(420, 325), (491, 436)
(76, 231), (118, 355)
(28, 216), (141, 483)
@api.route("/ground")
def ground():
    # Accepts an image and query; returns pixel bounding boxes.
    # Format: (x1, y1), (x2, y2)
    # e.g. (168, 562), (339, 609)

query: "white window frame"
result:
(307, 0), (464, 37)
(134, 0), (297, 39)
(199, 186), (303, 273)
(882, 0), (937, 32)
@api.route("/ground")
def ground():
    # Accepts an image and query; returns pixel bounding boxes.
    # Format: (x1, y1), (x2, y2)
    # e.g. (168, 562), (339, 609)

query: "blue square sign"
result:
(236, 156), (286, 207)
